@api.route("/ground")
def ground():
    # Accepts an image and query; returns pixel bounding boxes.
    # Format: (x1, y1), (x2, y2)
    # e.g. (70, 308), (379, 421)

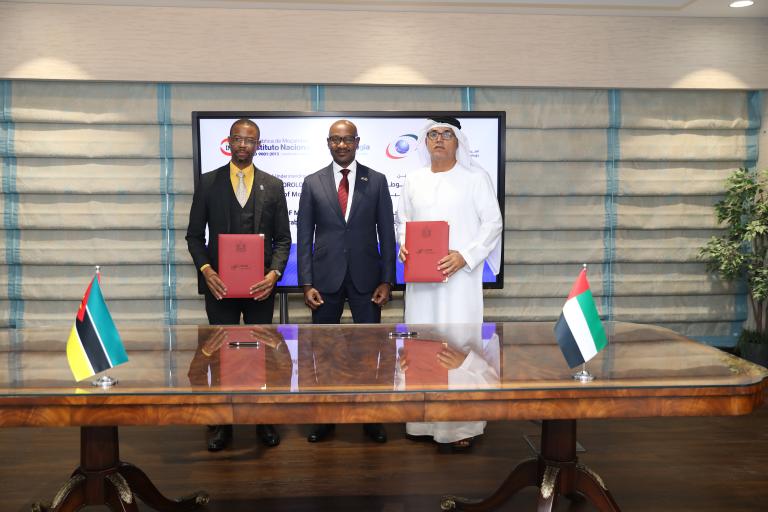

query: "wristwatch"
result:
(272, 269), (282, 278)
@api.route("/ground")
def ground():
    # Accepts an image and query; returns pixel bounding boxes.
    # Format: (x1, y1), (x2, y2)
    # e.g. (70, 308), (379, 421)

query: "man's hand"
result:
(249, 325), (286, 351)
(371, 283), (391, 306)
(201, 327), (228, 357)
(203, 267), (227, 300)
(250, 271), (279, 301)
(398, 245), (409, 262)
(438, 344), (468, 370)
(303, 285), (324, 310)
(437, 250), (466, 279)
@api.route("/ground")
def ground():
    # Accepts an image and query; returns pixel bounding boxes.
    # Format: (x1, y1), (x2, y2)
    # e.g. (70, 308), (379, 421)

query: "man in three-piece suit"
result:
(297, 119), (396, 443)
(186, 118), (291, 451)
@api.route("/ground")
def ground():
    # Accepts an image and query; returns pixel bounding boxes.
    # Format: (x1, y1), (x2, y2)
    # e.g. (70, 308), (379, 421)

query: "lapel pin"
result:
(360, 176), (368, 181)
(260, 184), (264, 190)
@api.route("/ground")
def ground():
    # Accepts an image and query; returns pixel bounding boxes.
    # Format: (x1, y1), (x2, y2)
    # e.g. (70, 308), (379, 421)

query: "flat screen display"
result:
(191, 111), (506, 291)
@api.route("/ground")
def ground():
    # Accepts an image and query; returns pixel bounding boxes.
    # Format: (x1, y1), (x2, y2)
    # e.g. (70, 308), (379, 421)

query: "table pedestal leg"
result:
(441, 420), (621, 512)
(32, 426), (208, 512)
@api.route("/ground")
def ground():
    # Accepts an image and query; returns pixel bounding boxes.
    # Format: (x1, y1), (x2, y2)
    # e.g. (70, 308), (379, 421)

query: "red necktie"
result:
(338, 168), (350, 218)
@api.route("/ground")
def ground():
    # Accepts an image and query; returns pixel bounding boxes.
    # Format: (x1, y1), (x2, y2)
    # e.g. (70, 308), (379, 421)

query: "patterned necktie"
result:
(236, 170), (247, 207)
(338, 168), (350, 218)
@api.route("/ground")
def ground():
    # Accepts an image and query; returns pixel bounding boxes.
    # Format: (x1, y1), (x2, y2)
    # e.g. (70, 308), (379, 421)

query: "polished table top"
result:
(0, 322), (765, 426)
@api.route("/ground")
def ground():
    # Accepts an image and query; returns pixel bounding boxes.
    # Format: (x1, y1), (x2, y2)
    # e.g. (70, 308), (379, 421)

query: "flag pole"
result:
(572, 263), (596, 382)
(91, 265), (119, 388)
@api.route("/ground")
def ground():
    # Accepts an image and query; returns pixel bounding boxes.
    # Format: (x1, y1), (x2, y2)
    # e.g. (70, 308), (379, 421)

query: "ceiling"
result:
(3, 0), (768, 17)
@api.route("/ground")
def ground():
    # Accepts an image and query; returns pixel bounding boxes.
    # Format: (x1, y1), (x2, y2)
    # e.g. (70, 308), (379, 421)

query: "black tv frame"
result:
(191, 110), (506, 292)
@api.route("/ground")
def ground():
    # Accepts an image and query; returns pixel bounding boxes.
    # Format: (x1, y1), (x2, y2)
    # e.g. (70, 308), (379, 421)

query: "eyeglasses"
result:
(229, 136), (259, 146)
(328, 135), (358, 146)
(426, 130), (456, 141)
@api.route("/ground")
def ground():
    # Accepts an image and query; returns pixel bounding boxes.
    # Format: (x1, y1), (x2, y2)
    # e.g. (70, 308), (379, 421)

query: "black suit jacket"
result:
(186, 163), (291, 295)
(296, 162), (396, 294)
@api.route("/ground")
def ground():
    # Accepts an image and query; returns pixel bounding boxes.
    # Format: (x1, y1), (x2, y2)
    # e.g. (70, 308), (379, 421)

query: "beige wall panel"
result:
(507, 196), (605, 230)
(507, 129), (607, 161)
(18, 265), (167, 300)
(20, 230), (165, 265)
(172, 126), (193, 159)
(506, 162), (606, 196)
(0, 301), (8, 327)
(659, 321), (741, 339)
(22, 299), (171, 325)
(324, 86), (462, 110)
(616, 196), (720, 230)
(504, 230), (605, 265)
(172, 229), (195, 264)
(617, 161), (741, 196)
(621, 91), (752, 129)
(173, 195), (193, 230)
(169, 84), (313, 124)
(11, 123), (159, 158)
(613, 229), (721, 263)
(475, 89), (609, 128)
(613, 295), (737, 323)
(2, 4), (766, 89)
(174, 159), (195, 194)
(620, 130), (747, 161)
(486, 264), (605, 299)
(7, 81), (159, 123)
(17, 195), (162, 229)
(13, 159), (164, 194)
(611, 262), (740, 296)
(174, 264), (200, 300)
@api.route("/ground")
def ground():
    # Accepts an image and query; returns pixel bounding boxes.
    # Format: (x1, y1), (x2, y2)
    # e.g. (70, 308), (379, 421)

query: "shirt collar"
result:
(229, 161), (254, 178)
(332, 160), (357, 174)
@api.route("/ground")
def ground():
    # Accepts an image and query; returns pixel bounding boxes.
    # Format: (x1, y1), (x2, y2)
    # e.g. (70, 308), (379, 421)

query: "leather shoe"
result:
(307, 424), (335, 443)
(363, 423), (387, 443)
(256, 424), (280, 447)
(207, 424), (232, 452)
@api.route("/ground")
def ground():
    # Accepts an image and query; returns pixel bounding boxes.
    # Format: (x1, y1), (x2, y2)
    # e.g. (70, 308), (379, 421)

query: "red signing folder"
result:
(218, 234), (265, 298)
(403, 339), (449, 388)
(403, 221), (449, 283)
(219, 327), (266, 389)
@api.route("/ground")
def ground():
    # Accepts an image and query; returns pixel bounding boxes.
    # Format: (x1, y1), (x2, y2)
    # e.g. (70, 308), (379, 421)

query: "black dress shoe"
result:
(363, 423), (387, 443)
(307, 424), (335, 443)
(257, 424), (280, 447)
(207, 424), (232, 452)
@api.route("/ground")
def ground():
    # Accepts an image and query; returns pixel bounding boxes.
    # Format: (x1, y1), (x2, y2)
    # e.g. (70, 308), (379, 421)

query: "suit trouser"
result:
(204, 291), (275, 325)
(312, 269), (381, 324)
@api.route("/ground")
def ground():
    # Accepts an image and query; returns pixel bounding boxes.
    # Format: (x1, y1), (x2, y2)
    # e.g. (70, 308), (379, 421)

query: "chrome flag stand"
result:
(572, 363), (595, 382)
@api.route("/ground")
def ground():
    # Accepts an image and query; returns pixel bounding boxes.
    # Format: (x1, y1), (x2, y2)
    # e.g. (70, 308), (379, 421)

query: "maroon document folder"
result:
(219, 327), (266, 389)
(403, 339), (449, 388)
(403, 221), (449, 283)
(218, 234), (265, 298)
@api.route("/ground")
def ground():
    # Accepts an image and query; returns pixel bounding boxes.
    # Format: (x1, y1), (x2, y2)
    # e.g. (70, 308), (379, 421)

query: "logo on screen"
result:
(220, 137), (231, 157)
(385, 134), (418, 159)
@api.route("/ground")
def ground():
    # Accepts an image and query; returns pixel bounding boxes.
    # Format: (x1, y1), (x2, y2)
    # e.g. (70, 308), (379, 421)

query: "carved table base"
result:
(441, 419), (621, 512)
(32, 426), (208, 512)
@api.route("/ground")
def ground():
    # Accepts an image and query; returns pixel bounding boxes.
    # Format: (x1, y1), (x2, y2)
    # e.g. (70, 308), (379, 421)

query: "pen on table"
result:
(228, 341), (261, 347)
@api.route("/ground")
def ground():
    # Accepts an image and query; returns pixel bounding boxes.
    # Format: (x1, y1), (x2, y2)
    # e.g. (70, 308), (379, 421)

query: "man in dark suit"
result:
(186, 118), (291, 451)
(297, 119), (396, 443)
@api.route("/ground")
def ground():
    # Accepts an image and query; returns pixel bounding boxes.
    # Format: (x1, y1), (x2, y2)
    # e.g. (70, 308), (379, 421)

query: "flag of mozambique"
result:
(66, 275), (128, 381)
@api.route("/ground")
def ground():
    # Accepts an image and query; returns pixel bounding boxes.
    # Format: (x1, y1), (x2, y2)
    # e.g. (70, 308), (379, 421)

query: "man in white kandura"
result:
(396, 116), (503, 451)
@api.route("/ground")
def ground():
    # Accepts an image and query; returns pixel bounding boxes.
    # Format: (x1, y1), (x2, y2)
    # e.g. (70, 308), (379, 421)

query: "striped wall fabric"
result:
(0, 81), (762, 347)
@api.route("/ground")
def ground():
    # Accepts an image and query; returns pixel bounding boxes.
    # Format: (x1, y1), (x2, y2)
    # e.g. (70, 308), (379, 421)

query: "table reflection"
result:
(187, 324), (499, 393)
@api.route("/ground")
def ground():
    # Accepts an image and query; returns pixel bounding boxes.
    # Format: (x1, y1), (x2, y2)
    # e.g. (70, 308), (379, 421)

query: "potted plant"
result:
(699, 167), (768, 367)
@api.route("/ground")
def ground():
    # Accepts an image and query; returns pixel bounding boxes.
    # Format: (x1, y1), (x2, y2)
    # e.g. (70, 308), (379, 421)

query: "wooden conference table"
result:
(0, 322), (765, 512)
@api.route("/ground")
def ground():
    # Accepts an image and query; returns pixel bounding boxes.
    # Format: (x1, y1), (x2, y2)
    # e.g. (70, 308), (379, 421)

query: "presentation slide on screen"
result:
(195, 115), (502, 289)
